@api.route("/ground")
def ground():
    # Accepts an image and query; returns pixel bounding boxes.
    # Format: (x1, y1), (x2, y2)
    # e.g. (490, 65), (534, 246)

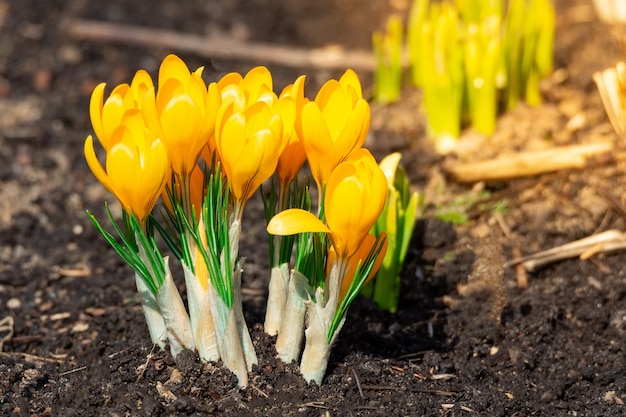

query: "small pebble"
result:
(7, 297), (21, 309)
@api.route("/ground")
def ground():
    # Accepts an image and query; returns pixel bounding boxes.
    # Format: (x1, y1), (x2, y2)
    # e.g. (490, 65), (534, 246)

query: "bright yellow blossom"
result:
(298, 69), (370, 189)
(215, 100), (285, 204)
(267, 149), (388, 259)
(84, 110), (170, 224)
(214, 67), (295, 206)
(143, 54), (221, 178)
(324, 149), (388, 258)
(89, 70), (154, 152)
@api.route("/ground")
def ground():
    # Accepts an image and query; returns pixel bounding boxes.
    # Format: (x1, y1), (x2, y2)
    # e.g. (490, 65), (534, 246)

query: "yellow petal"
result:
(158, 54), (191, 89)
(320, 85), (351, 138)
(130, 70), (154, 108)
(89, 83), (106, 148)
(267, 209), (330, 236)
(84, 135), (114, 195)
(339, 69), (364, 101)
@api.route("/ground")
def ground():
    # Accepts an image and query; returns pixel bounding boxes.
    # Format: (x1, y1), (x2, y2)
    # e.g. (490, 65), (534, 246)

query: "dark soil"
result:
(1, 0), (626, 416)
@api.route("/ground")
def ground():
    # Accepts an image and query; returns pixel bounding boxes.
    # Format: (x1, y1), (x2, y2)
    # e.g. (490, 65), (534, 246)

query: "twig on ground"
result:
(251, 383), (269, 399)
(505, 229), (626, 271)
(493, 212), (528, 288)
(58, 365), (87, 377)
(0, 316), (14, 352)
(446, 142), (615, 183)
(136, 344), (157, 381)
(352, 368), (364, 399)
(63, 19), (385, 71)
(297, 401), (328, 409)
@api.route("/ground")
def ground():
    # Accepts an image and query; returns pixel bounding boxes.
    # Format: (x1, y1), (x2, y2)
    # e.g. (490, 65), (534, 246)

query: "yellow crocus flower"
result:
(215, 100), (285, 205)
(143, 54), (221, 178)
(89, 69), (154, 152)
(214, 67), (295, 207)
(267, 149), (388, 259)
(298, 69), (371, 190)
(84, 110), (170, 224)
(202, 67), (276, 171)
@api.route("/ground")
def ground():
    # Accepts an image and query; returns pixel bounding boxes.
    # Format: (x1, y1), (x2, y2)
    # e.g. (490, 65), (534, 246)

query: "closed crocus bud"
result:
(143, 54), (221, 178)
(84, 110), (170, 224)
(324, 149), (388, 259)
(89, 69), (155, 152)
(299, 69), (371, 189)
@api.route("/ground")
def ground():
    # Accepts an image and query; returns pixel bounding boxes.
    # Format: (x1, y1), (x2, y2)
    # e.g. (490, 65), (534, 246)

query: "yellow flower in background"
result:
(276, 75), (308, 185)
(215, 100), (286, 204)
(298, 69), (370, 189)
(143, 54), (221, 178)
(89, 70), (155, 152)
(267, 149), (388, 259)
(84, 110), (170, 224)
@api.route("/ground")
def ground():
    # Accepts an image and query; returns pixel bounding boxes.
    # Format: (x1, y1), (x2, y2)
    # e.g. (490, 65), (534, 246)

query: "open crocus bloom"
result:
(267, 149), (388, 260)
(215, 100), (286, 204)
(298, 69), (371, 189)
(214, 66), (295, 205)
(84, 110), (170, 224)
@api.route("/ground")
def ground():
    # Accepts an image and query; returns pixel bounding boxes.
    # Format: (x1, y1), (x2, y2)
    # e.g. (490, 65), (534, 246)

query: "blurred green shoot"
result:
(363, 153), (421, 313)
(418, 2), (464, 154)
(373, 15), (404, 104)
(464, 13), (504, 135)
(405, 0), (555, 152)
(502, 0), (555, 110)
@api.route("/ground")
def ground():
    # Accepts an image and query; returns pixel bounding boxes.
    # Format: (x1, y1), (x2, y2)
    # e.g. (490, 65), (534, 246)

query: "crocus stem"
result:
(276, 269), (309, 363)
(228, 208), (258, 374)
(299, 259), (348, 384)
(299, 315), (331, 385)
(264, 263), (289, 336)
(210, 284), (249, 387)
(300, 287), (346, 385)
(233, 267), (258, 371)
(135, 273), (167, 349)
(155, 257), (195, 358)
(183, 264), (219, 362)
(264, 182), (292, 335)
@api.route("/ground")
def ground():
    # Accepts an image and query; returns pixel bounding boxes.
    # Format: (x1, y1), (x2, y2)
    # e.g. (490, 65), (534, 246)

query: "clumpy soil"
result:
(1, 0), (626, 415)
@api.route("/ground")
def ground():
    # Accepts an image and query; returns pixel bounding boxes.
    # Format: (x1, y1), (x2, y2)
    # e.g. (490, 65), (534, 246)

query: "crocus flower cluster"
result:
(85, 54), (389, 386)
